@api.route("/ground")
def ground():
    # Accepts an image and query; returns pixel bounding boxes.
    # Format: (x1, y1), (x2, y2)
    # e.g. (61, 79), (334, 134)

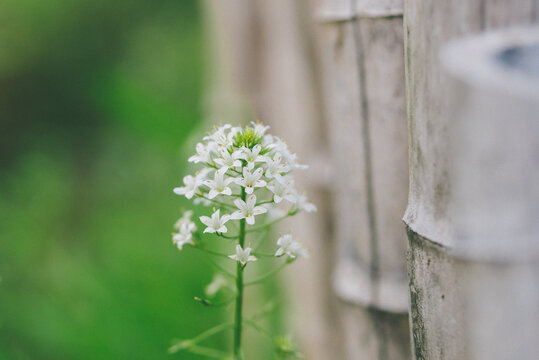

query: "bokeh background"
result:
(0, 1), (284, 359)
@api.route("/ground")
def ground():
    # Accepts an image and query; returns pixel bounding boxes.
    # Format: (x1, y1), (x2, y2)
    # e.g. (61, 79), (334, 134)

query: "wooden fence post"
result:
(440, 27), (539, 360)
(404, 1), (539, 359)
(317, 0), (411, 358)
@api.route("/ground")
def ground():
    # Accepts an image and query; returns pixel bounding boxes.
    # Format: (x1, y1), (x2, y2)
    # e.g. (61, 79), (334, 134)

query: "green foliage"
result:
(0, 2), (288, 359)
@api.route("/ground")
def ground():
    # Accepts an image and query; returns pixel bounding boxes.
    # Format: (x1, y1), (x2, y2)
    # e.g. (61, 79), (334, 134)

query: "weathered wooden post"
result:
(404, 1), (539, 359)
(441, 27), (539, 360)
(317, 0), (411, 358)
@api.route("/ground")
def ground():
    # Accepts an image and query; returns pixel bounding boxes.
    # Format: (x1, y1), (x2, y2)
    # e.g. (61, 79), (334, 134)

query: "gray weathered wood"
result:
(318, 0), (410, 358)
(404, 1), (539, 358)
(441, 29), (539, 359)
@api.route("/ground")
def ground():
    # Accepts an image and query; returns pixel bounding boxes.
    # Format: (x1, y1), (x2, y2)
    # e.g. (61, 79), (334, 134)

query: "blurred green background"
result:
(0, 1), (284, 359)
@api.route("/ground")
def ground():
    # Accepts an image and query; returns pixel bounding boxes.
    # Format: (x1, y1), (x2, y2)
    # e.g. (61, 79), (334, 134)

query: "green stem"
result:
(195, 194), (235, 209)
(245, 212), (295, 233)
(168, 322), (233, 354)
(217, 233), (239, 240)
(233, 187), (246, 360)
(206, 256), (235, 278)
(185, 345), (230, 359)
(192, 245), (229, 258)
(245, 259), (291, 286)
(252, 252), (275, 257)
(194, 296), (235, 307)
(243, 319), (273, 339)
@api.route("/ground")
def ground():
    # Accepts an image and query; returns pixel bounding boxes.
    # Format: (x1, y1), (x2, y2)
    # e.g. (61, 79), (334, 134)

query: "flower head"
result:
(251, 121), (270, 138)
(173, 222), (196, 250)
(174, 210), (194, 230)
(230, 194), (267, 225)
(200, 209), (231, 233)
(205, 273), (229, 297)
(204, 169), (234, 199)
(275, 234), (308, 259)
(214, 148), (242, 172)
(188, 142), (211, 164)
(234, 167), (266, 194)
(294, 193), (317, 213)
(267, 179), (296, 203)
(229, 244), (257, 266)
(237, 145), (265, 170)
(174, 175), (202, 199)
(264, 152), (290, 180)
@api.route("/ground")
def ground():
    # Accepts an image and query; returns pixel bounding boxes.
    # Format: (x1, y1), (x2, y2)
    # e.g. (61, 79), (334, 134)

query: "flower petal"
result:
(221, 214), (231, 224)
(253, 206), (267, 215)
(246, 194), (257, 208)
(233, 199), (246, 210)
(230, 211), (245, 220)
(199, 216), (211, 226)
(173, 187), (185, 195)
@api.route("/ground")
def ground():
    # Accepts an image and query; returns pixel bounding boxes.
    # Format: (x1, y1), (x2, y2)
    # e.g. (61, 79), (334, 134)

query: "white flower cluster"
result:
(172, 210), (196, 250)
(172, 122), (314, 264)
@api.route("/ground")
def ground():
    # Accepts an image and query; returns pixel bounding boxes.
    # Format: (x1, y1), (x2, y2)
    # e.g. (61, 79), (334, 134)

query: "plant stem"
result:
(245, 212), (294, 233)
(191, 245), (229, 258)
(233, 187), (246, 359)
(196, 195), (235, 209)
(245, 259), (291, 286)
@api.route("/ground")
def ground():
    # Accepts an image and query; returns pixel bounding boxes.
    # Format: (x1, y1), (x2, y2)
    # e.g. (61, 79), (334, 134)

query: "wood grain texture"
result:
(252, 1), (343, 359)
(404, 1), (539, 359)
(319, 0), (410, 358)
(442, 29), (539, 359)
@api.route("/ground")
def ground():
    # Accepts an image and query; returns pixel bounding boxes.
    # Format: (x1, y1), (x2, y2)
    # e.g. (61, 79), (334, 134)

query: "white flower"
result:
(237, 145), (265, 170)
(199, 209), (231, 233)
(230, 194), (267, 225)
(264, 152), (290, 181)
(228, 244), (257, 266)
(266, 136), (288, 155)
(267, 180), (296, 203)
(205, 273), (229, 297)
(294, 193), (317, 213)
(174, 210), (193, 230)
(262, 134), (275, 147)
(234, 167), (266, 194)
(172, 222), (196, 250)
(174, 174), (203, 199)
(203, 124), (231, 142)
(275, 234), (308, 258)
(204, 169), (234, 199)
(188, 143), (211, 164)
(286, 152), (308, 170)
(204, 124), (235, 151)
(214, 148), (242, 172)
(268, 137), (307, 170)
(262, 204), (287, 220)
(194, 197), (212, 206)
(251, 121), (270, 137)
